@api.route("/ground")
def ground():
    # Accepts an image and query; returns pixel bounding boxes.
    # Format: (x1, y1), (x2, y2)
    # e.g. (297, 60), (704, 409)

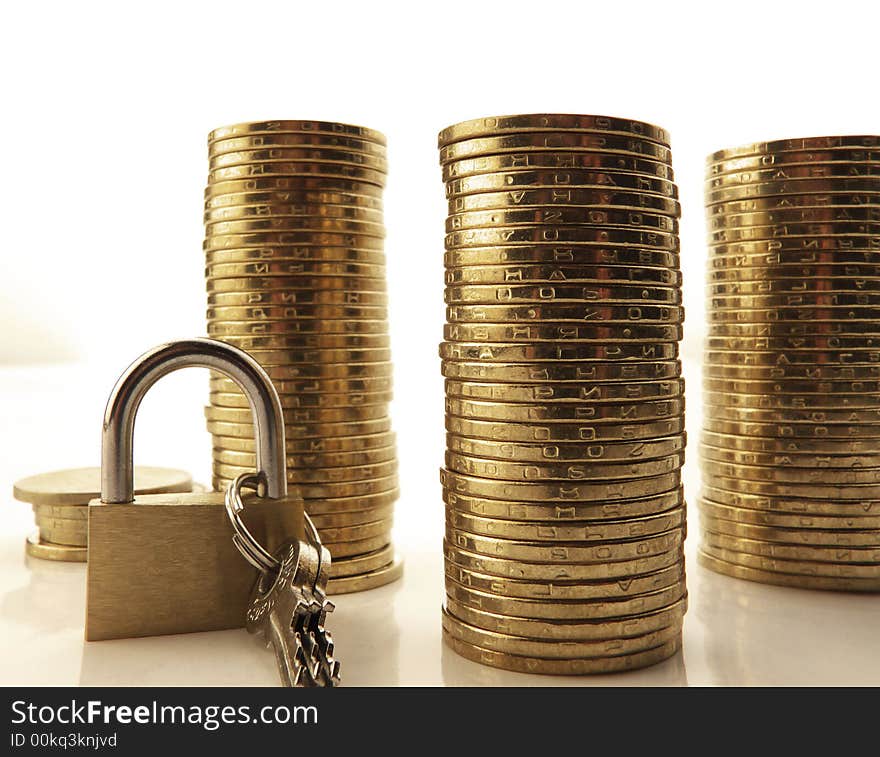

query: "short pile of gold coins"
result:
(203, 120), (402, 593)
(699, 134), (880, 592)
(437, 114), (688, 674)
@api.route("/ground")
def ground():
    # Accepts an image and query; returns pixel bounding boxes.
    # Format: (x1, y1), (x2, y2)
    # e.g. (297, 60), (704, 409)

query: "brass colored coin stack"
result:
(699, 134), (880, 592)
(203, 120), (402, 594)
(13, 466), (195, 562)
(437, 114), (687, 674)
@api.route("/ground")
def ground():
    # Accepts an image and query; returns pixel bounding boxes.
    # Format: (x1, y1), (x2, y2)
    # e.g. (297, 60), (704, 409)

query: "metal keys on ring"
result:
(226, 472), (341, 687)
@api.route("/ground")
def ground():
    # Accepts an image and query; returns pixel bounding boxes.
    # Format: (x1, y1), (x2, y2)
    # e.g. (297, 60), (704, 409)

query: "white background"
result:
(1, 1), (878, 685)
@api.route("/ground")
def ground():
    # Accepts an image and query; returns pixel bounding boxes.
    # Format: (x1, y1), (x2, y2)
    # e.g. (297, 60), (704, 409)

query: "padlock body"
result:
(85, 492), (302, 640)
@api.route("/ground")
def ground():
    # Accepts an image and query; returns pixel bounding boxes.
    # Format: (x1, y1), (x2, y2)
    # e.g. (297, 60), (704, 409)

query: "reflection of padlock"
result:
(86, 338), (303, 641)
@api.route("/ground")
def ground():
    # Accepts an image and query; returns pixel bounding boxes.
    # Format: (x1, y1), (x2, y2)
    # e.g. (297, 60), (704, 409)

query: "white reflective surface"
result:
(1, 364), (878, 686)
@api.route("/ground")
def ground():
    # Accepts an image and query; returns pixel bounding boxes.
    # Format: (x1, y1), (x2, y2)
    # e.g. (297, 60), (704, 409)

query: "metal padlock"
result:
(86, 338), (303, 641)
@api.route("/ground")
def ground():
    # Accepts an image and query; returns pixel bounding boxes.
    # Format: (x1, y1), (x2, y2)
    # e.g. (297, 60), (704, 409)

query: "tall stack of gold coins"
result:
(203, 120), (402, 593)
(699, 135), (880, 592)
(437, 114), (688, 674)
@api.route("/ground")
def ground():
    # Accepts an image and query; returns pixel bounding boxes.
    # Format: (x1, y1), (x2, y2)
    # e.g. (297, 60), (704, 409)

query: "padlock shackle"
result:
(101, 338), (287, 503)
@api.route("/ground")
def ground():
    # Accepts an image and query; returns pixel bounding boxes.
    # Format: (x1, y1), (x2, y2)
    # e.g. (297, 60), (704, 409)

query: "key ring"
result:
(225, 471), (321, 575)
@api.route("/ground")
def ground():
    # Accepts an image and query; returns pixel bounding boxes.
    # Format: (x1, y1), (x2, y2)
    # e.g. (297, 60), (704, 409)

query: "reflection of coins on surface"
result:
(439, 114), (686, 673)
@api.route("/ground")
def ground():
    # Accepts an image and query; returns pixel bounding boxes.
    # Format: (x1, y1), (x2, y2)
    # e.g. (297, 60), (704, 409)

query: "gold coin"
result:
(328, 558), (403, 594)
(311, 505), (395, 529)
(439, 341), (678, 362)
(445, 227), (678, 251)
(205, 207), (384, 233)
(32, 503), (87, 521)
(706, 163), (880, 189)
(210, 374), (392, 395)
(700, 544), (880, 580)
(446, 525), (683, 564)
(445, 579), (686, 620)
(208, 162), (386, 186)
(709, 294), (880, 311)
(443, 322), (682, 343)
(446, 302), (684, 323)
(208, 347), (393, 366)
(205, 404), (389, 425)
(702, 403), (880, 425)
(444, 539), (684, 583)
(204, 230), (384, 251)
(704, 349), (880, 367)
(446, 507), (685, 541)
(708, 149), (880, 177)
(702, 417), (880, 441)
(208, 318), (389, 336)
(698, 497), (880, 530)
(208, 120), (386, 145)
(205, 417), (392, 440)
(444, 560), (685, 600)
(706, 318), (880, 336)
(445, 452), (680, 483)
(209, 132), (386, 157)
(205, 260), (386, 280)
(701, 459), (880, 487)
(205, 176), (383, 200)
(212, 431), (396, 456)
(35, 517), (87, 547)
(25, 531), (87, 563)
(707, 206), (880, 230)
(213, 469), (398, 498)
(209, 389), (393, 409)
(710, 223), (880, 245)
(444, 245), (680, 269)
(442, 608), (681, 660)
(442, 467), (683, 503)
(448, 187), (681, 215)
(208, 147), (387, 172)
(703, 388), (880, 411)
(205, 189), (383, 211)
(707, 193), (880, 218)
(708, 136), (880, 162)
(303, 489), (400, 516)
(700, 532), (880, 570)
(707, 308), (880, 326)
(447, 207), (678, 234)
(210, 333), (390, 351)
(209, 362), (394, 381)
(312, 518), (392, 543)
(447, 433), (685, 463)
(445, 284), (681, 306)
(705, 473), (880, 501)
(206, 290), (388, 308)
(205, 245), (387, 268)
(701, 430), (880, 456)
(206, 304), (388, 321)
(444, 264), (680, 288)
(207, 216), (385, 237)
(702, 364), (880, 382)
(699, 512), (880, 548)
(225, 458), (399, 484)
(442, 358), (682, 383)
(438, 132), (672, 164)
(320, 534), (391, 559)
(439, 114), (671, 147)
(444, 378), (684, 403)
(700, 485), (880, 517)
(444, 397), (683, 423)
(328, 544), (394, 577)
(13, 466), (193, 506)
(443, 152), (674, 182)
(213, 445), (397, 469)
(445, 416), (685, 444)
(443, 485), (684, 522)
(206, 274), (386, 293)
(706, 178), (880, 205)
(709, 279), (880, 298)
(700, 441), (880, 469)
(446, 170), (678, 199)
(698, 550), (880, 592)
(445, 594), (686, 641)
